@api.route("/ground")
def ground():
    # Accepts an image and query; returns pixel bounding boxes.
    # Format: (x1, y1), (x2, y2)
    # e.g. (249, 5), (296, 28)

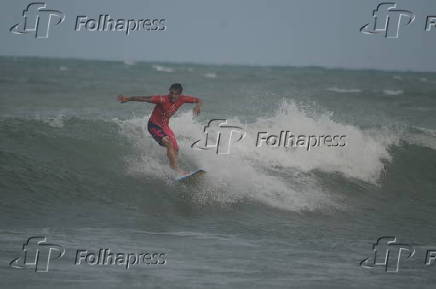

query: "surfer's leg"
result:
(162, 136), (187, 175)
(161, 136), (177, 169)
(148, 121), (186, 175)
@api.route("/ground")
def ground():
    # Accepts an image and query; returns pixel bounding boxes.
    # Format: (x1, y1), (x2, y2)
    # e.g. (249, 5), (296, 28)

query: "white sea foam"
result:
(115, 101), (397, 212)
(326, 87), (361, 93)
(204, 72), (217, 79)
(383, 89), (403, 96)
(123, 60), (136, 66)
(152, 65), (175, 73)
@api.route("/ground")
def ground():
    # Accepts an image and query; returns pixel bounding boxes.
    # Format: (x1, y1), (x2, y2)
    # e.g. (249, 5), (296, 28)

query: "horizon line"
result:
(1, 54), (435, 74)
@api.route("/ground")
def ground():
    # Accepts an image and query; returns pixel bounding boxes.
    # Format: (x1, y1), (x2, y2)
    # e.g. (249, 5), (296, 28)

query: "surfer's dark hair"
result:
(169, 83), (183, 92)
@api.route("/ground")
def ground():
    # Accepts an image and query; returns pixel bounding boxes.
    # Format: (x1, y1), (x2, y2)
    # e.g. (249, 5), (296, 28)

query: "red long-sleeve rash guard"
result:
(148, 95), (199, 128)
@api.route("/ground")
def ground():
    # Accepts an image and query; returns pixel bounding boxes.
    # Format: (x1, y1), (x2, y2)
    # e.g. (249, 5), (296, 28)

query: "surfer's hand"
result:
(193, 105), (201, 116)
(117, 95), (129, 103)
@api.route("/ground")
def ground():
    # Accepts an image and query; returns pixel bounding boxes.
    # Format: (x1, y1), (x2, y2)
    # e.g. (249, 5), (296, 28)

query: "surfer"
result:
(117, 83), (202, 176)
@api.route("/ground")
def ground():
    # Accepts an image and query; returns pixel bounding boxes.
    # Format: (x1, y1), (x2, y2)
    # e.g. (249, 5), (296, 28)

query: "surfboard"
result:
(175, 169), (206, 182)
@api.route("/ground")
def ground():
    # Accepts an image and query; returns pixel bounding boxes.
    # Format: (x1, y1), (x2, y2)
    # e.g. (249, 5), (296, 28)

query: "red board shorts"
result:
(147, 121), (179, 151)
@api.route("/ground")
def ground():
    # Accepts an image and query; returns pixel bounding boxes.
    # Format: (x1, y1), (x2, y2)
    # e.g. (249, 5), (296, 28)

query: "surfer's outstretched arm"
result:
(117, 95), (160, 103)
(181, 96), (202, 116)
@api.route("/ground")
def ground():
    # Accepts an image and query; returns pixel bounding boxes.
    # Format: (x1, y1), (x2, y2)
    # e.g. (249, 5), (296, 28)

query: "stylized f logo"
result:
(360, 236), (415, 272)
(10, 236), (65, 272)
(361, 2), (415, 38)
(10, 2), (65, 39)
(192, 119), (246, 155)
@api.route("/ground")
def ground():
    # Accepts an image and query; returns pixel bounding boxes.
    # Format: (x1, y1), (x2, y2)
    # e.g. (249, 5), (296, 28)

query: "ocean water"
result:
(1, 56), (436, 288)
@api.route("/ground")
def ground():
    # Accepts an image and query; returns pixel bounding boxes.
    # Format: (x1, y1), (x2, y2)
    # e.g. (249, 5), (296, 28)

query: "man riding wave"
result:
(118, 83), (202, 176)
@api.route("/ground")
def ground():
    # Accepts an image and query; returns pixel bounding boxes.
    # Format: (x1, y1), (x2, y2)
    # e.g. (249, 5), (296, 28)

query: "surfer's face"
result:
(169, 89), (182, 102)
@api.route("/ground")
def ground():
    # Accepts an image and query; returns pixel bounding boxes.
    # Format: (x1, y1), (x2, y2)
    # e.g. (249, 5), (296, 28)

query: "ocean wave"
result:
(404, 127), (436, 151)
(123, 59), (136, 66)
(152, 65), (175, 73)
(115, 101), (398, 212)
(383, 89), (403, 96)
(204, 72), (217, 79)
(35, 113), (67, 128)
(1, 57), (435, 218)
(326, 87), (361, 93)
(3, 104), (434, 213)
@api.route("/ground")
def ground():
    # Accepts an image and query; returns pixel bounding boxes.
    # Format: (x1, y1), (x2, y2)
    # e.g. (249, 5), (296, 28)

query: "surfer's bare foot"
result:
(176, 169), (189, 176)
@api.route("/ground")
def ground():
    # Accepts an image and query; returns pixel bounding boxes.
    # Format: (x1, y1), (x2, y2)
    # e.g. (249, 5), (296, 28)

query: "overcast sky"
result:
(1, 0), (436, 71)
